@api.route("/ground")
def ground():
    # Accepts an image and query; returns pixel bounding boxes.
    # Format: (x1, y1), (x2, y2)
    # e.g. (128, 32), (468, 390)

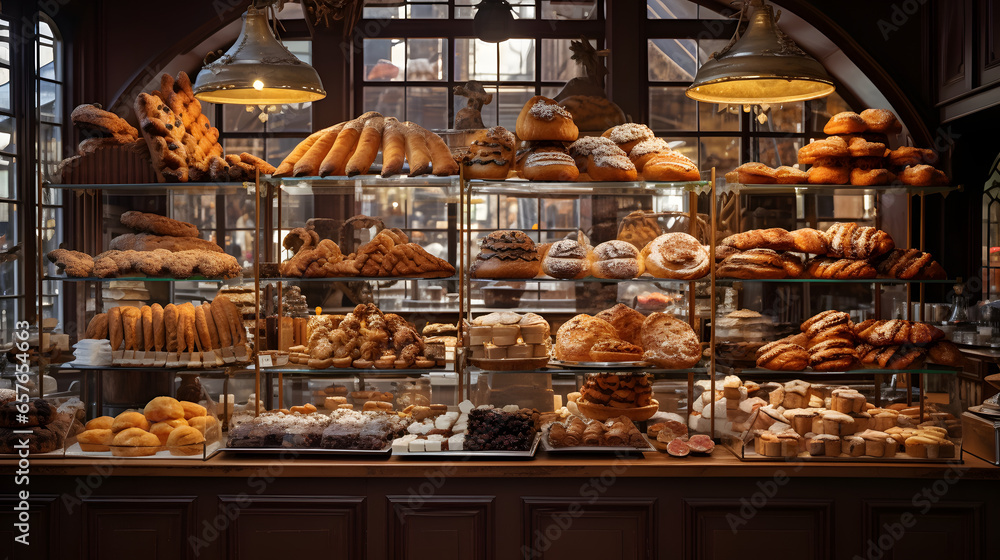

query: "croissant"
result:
(803, 257), (877, 279)
(824, 222), (894, 260)
(721, 227), (827, 254)
(856, 343), (925, 369)
(873, 249), (946, 280)
(854, 319), (945, 346)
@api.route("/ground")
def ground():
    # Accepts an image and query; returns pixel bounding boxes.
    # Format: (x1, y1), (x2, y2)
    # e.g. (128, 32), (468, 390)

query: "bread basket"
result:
(570, 394), (659, 422)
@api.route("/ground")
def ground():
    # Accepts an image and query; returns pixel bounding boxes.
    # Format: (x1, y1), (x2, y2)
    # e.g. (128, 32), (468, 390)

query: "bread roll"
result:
(143, 396), (184, 423)
(111, 427), (161, 457)
(541, 239), (591, 279)
(591, 240), (643, 279)
(166, 425), (206, 456)
(554, 314), (618, 362)
(111, 411), (149, 433)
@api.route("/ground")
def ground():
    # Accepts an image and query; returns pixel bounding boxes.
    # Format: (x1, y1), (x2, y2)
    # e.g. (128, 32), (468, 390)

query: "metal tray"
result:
(393, 433), (540, 460)
(540, 433), (654, 455)
(548, 359), (651, 369)
(222, 442), (393, 456)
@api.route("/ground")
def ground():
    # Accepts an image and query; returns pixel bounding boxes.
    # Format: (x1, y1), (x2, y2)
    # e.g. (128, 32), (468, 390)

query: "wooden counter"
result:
(15, 447), (1000, 479)
(4, 450), (998, 560)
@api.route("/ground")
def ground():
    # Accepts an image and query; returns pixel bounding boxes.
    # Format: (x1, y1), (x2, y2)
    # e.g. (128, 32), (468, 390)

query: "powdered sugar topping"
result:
(529, 100), (572, 121)
(629, 138), (670, 157)
(569, 136), (616, 156)
(525, 151), (575, 167)
(607, 123), (654, 144)
(590, 142), (635, 170)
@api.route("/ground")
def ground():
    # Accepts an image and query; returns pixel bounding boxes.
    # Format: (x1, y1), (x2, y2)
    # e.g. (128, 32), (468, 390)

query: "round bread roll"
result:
(166, 425), (206, 456)
(77, 428), (114, 452)
(541, 239), (592, 279)
(823, 111), (867, 135)
(111, 427), (161, 457)
(522, 151), (579, 181)
(807, 165), (849, 185)
(469, 126), (516, 157)
(859, 109), (901, 134)
(591, 240), (644, 279)
(587, 143), (637, 181)
(798, 136), (849, 164)
(554, 314), (619, 362)
(143, 396), (184, 423)
(462, 155), (511, 179)
(774, 166), (808, 184)
(595, 303), (646, 347)
(642, 151), (700, 182)
(568, 136), (617, 172)
(640, 232), (710, 280)
(111, 411), (150, 433)
(149, 420), (187, 445)
(180, 401), (208, 419)
(514, 141), (568, 173)
(602, 123), (654, 154)
(188, 415), (220, 441)
(734, 162), (776, 184)
(85, 416), (115, 430)
(640, 312), (701, 369)
(515, 95), (578, 142)
(628, 138), (671, 171)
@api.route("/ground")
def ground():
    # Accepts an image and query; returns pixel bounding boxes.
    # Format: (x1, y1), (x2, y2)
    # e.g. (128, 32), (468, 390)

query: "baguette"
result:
(151, 303), (165, 352)
(403, 121), (432, 176)
(380, 117), (406, 177)
(423, 127), (459, 176)
(274, 125), (337, 177)
(194, 305), (213, 351)
(292, 124), (342, 177)
(141, 306), (153, 352)
(345, 116), (385, 176)
(163, 303), (179, 352)
(202, 302), (221, 349)
(319, 119), (364, 177)
(209, 297), (234, 347)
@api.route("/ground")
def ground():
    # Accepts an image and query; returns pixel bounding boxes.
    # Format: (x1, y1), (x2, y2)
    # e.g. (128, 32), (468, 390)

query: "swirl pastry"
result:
(641, 232), (710, 280)
(721, 227), (827, 254)
(873, 248), (946, 280)
(803, 257), (877, 279)
(715, 248), (803, 279)
(824, 222), (894, 260)
(755, 340), (809, 371)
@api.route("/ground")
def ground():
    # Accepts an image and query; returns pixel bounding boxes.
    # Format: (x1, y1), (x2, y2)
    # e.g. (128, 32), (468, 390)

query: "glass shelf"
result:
(44, 182), (253, 195)
(467, 179), (711, 197)
(721, 182), (960, 196)
(470, 366), (709, 375)
(51, 364), (235, 375)
(717, 365), (962, 376)
(714, 277), (956, 285)
(263, 367), (447, 376)
(470, 276), (705, 285)
(273, 175), (459, 197)
(44, 276), (244, 283)
(261, 275), (458, 284)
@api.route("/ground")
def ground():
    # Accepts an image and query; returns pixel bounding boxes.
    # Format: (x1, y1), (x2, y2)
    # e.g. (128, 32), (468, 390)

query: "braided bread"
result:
(755, 340), (809, 371)
(856, 343), (926, 369)
(808, 338), (859, 371)
(874, 249), (946, 280)
(854, 319), (945, 346)
(803, 257), (877, 279)
(721, 228), (827, 254)
(716, 249), (803, 279)
(824, 223), (894, 260)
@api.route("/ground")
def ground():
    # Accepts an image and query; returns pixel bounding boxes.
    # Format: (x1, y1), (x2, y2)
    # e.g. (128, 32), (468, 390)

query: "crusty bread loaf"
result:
(554, 314), (618, 362)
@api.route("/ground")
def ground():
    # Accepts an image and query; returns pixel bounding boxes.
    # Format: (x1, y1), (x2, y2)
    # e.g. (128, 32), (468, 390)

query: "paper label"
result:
(258, 354), (273, 367)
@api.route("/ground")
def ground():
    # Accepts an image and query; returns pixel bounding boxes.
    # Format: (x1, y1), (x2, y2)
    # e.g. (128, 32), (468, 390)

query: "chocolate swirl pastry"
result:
(471, 230), (540, 279)
(855, 343), (925, 369)
(803, 257), (877, 279)
(873, 248), (946, 280)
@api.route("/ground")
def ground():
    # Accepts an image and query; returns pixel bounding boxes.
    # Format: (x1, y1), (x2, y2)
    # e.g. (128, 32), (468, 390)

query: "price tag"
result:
(258, 354), (273, 367)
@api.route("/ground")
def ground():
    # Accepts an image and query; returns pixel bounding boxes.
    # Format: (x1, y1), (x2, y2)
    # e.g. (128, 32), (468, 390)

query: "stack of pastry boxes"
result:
(467, 312), (551, 361)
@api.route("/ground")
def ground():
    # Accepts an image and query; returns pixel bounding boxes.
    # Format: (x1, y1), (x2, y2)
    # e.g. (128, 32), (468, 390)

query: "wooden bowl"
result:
(571, 395), (659, 422)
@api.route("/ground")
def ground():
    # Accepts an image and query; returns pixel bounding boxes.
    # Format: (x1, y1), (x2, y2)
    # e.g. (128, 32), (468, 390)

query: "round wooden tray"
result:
(469, 357), (550, 371)
(571, 396), (659, 422)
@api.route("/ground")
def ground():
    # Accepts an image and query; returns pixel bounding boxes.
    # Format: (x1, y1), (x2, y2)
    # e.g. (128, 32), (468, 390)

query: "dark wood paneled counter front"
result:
(4, 451), (998, 560)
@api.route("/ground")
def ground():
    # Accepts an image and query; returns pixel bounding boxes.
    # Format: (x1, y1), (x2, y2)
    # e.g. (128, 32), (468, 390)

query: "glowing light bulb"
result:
(253, 80), (264, 90)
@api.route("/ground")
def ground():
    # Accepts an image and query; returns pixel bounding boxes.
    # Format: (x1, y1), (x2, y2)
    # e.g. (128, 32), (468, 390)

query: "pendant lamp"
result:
(685, 0), (834, 104)
(475, 0), (515, 43)
(194, 4), (326, 105)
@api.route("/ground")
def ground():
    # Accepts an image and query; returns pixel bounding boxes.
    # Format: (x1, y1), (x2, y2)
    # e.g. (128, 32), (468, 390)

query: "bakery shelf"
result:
(264, 367), (450, 376)
(720, 182), (960, 196)
(261, 275), (458, 284)
(273, 175), (459, 197)
(467, 179), (710, 198)
(714, 277), (956, 286)
(469, 366), (709, 375)
(43, 275), (242, 283)
(469, 276), (706, 285)
(717, 365), (962, 376)
(43, 182), (254, 195)
(51, 364), (236, 375)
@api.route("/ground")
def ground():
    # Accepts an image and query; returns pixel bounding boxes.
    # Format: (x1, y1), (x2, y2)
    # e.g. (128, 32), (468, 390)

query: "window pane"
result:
(0, 22), (9, 64)
(39, 80), (61, 121)
(756, 137), (804, 169)
(266, 137), (306, 166)
(0, 67), (10, 111)
(363, 38), (404, 81)
(409, 1), (448, 19)
(363, 6), (405, 19)
(455, 39), (499, 82)
(500, 39), (535, 81)
(39, 123), (61, 182)
(364, 86), (405, 120)
(406, 87), (448, 130)
(700, 136), (741, 172)
(267, 102), (312, 132)
(648, 39), (697, 82)
(751, 103), (804, 134)
(807, 91), (852, 132)
(647, 0), (698, 19)
(649, 86), (697, 130)
(540, 86), (561, 100)
(455, 0), (476, 19)
(664, 138), (698, 164)
(700, 100), (740, 132)
(497, 86), (535, 130)
(406, 38), (447, 81)
(0, 115), (15, 153)
(38, 43), (56, 80)
(0, 155), (14, 198)
(0, 200), (16, 245)
(223, 104), (265, 133)
(542, 0), (597, 20)
(541, 39), (579, 82)
(223, 137), (265, 158)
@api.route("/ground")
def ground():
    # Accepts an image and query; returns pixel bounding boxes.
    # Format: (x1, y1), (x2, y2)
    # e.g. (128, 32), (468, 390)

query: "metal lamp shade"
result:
(685, 1), (834, 104)
(194, 7), (326, 105)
